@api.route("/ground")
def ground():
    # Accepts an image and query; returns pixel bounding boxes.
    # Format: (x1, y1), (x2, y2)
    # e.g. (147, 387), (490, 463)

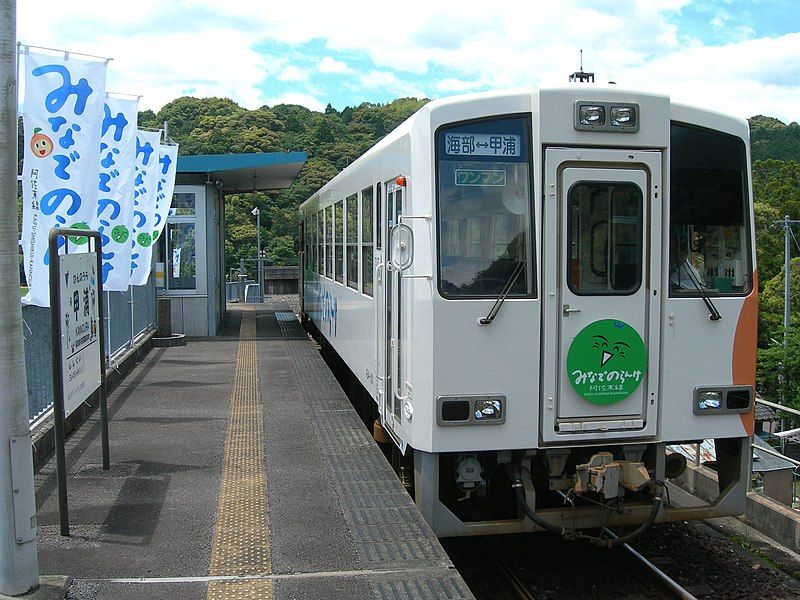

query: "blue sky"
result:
(16, 0), (800, 122)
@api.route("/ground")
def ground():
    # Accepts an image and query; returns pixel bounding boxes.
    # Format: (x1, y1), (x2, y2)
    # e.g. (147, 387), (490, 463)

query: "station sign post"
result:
(48, 227), (109, 536)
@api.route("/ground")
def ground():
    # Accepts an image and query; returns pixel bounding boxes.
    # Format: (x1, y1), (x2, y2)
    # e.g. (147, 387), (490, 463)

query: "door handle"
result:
(563, 304), (581, 316)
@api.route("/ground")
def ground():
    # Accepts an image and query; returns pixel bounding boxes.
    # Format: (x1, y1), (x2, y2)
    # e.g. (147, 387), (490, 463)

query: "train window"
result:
(335, 200), (344, 284)
(316, 211), (322, 274)
(669, 123), (752, 296)
(362, 186), (374, 297)
(326, 205), (333, 278)
(346, 194), (358, 289)
(567, 183), (643, 295)
(376, 182), (383, 251)
(312, 213), (318, 273)
(435, 115), (534, 298)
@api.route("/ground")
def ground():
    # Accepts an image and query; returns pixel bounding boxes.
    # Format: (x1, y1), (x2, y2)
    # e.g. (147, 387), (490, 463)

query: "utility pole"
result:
(775, 215), (800, 449)
(251, 206), (261, 302)
(776, 215), (800, 348)
(0, 0), (40, 595)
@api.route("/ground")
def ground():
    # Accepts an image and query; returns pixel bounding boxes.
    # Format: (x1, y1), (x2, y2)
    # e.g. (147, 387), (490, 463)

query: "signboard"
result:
(566, 319), (647, 405)
(455, 169), (507, 187)
(59, 252), (101, 417)
(444, 133), (521, 157)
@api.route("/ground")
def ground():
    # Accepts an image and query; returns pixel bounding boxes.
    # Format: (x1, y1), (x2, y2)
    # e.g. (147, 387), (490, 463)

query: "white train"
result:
(298, 85), (757, 541)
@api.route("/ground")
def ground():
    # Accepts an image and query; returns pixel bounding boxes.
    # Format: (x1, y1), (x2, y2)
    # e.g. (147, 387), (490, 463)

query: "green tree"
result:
(757, 332), (800, 420)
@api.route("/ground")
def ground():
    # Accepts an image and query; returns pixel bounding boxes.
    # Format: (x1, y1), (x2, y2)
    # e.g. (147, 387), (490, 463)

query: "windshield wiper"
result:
(478, 260), (526, 325)
(680, 262), (722, 321)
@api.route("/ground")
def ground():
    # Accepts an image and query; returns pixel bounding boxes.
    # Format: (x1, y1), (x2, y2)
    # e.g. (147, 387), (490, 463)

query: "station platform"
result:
(33, 304), (473, 599)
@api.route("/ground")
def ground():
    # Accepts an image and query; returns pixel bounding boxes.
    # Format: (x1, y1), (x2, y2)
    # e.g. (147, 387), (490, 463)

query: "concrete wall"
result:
(675, 463), (800, 554)
(264, 266), (298, 294)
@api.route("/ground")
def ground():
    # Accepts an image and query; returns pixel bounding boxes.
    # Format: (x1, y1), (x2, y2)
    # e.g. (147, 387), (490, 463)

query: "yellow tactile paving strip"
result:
(207, 307), (273, 599)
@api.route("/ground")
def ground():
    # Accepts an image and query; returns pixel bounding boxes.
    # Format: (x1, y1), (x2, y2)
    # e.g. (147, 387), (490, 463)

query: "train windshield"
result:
(436, 116), (534, 298)
(669, 123), (752, 296)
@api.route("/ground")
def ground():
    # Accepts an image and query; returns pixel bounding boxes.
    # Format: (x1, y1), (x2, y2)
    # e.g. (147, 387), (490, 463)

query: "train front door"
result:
(376, 180), (404, 444)
(541, 148), (662, 442)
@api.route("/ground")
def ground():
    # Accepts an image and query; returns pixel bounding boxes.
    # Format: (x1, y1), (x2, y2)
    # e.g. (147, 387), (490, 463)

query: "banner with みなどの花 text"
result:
(129, 129), (162, 286)
(21, 50), (107, 307)
(91, 96), (138, 292)
(153, 143), (179, 245)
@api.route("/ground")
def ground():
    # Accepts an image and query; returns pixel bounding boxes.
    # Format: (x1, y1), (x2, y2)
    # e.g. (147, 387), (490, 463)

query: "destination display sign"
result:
(455, 169), (507, 187)
(444, 133), (521, 157)
(59, 252), (101, 417)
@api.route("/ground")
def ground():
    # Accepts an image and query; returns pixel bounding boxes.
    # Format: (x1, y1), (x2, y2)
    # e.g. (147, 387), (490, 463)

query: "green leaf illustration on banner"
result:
(566, 319), (647, 405)
(137, 232), (152, 247)
(68, 221), (90, 245)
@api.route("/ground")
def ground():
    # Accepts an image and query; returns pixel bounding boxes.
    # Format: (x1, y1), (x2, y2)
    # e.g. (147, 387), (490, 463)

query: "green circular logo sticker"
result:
(566, 319), (647, 405)
(136, 232), (152, 247)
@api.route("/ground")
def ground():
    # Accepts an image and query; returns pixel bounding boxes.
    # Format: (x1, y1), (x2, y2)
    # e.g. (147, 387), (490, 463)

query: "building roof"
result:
(756, 402), (779, 422)
(752, 436), (798, 473)
(177, 151), (308, 194)
(668, 436), (797, 473)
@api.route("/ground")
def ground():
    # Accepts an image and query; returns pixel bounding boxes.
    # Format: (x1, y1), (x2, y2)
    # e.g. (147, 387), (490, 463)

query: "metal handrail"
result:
(753, 442), (800, 467)
(756, 397), (800, 418)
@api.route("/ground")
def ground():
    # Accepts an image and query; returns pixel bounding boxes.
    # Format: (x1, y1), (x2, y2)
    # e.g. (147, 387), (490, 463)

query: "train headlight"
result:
(474, 399), (503, 421)
(611, 106), (637, 128)
(697, 390), (722, 411)
(578, 104), (606, 127)
(575, 101), (639, 132)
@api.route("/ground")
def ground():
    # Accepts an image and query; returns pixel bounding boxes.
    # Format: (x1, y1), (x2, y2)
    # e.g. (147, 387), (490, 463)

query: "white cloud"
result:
(263, 92), (326, 112)
(278, 65), (307, 82)
(318, 57), (351, 74)
(14, 0), (800, 122)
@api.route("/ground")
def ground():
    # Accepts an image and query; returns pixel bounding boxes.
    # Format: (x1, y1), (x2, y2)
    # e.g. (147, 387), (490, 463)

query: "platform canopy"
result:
(177, 151), (308, 193)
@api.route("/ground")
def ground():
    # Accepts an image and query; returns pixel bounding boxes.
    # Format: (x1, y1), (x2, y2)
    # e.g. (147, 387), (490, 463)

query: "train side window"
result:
(335, 200), (344, 284)
(376, 182), (382, 251)
(326, 205), (333, 278)
(317, 210), (324, 274)
(362, 186), (374, 297)
(346, 194), (359, 290)
(568, 183), (643, 295)
(435, 115), (534, 299)
(669, 123), (752, 296)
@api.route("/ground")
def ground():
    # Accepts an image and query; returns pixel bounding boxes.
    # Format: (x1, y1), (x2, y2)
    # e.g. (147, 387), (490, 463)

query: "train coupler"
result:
(574, 451), (651, 500)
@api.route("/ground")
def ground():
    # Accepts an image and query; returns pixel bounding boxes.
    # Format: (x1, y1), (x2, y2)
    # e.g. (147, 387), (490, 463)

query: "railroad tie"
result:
(207, 306), (273, 599)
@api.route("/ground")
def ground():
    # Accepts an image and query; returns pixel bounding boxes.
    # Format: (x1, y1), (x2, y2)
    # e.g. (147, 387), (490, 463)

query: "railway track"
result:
(443, 533), (699, 600)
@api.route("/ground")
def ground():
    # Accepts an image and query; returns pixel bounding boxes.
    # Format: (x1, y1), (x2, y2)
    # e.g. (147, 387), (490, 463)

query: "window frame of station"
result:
(311, 184), (378, 299)
(158, 185), (206, 296)
(434, 112), (537, 300)
(667, 120), (753, 298)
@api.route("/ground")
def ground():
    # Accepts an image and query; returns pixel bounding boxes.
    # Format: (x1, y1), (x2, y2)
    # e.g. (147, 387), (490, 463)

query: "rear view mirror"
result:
(389, 223), (414, 271)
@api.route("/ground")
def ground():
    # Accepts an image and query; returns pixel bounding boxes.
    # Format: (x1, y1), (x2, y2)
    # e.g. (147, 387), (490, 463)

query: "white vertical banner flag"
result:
(129, 129), (161, 285)
(21, 50), (107, 307)
(92, 96), (138, 292)
(153, 143), (179, 244)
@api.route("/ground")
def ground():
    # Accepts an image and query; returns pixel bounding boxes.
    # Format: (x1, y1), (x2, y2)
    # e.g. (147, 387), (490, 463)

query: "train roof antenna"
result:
(569, 49), (595, 83)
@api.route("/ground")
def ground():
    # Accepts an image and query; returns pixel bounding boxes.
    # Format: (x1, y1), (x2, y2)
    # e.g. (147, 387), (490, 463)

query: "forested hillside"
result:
(138, 97), (429, 269)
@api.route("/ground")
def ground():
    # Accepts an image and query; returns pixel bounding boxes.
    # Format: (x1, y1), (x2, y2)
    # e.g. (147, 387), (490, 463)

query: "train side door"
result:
(541, 148), (662, 442)
(377, 180), (404, 443)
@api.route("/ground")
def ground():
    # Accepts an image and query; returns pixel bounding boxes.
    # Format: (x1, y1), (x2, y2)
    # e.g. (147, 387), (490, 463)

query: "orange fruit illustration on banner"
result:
(30, 128), (54, 158)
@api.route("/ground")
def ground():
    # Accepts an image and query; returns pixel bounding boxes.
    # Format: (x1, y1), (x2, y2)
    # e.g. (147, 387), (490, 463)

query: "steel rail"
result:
(602, 528), (697, 600)
(484, 543), (536, 600)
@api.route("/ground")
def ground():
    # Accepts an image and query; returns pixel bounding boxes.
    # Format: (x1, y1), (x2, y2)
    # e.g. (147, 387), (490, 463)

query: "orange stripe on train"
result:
(732, 270), (758, 436)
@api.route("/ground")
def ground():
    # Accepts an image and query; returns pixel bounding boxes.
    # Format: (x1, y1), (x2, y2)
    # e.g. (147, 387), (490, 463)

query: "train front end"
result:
(409, 87), (756, 538)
